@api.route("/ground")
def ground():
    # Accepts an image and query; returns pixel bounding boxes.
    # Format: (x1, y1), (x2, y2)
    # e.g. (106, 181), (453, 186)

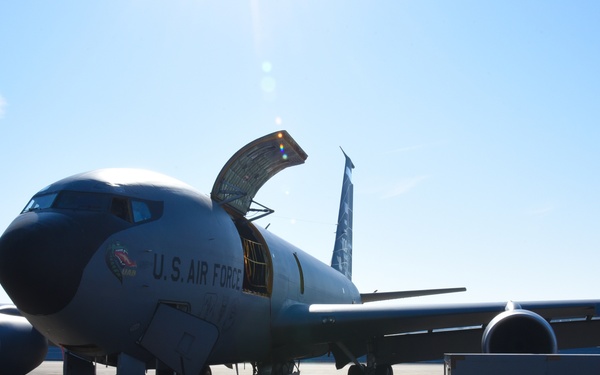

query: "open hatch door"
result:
(211, 130), (308, 219)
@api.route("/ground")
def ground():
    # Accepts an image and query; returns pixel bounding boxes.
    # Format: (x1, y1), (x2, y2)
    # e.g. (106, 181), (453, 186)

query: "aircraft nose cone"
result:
(0, 212), (97, 315)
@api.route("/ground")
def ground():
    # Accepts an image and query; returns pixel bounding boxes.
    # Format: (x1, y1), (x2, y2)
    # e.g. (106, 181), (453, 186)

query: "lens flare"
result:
(262, 61), (272, 73)
(260, 76), (276, 93)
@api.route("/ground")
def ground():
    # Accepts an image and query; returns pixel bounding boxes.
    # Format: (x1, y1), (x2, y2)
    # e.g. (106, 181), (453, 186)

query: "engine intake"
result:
(482, 309), (557, 354)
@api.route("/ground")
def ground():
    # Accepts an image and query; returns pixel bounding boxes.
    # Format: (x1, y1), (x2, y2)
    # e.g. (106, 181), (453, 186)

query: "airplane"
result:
(0, 130), (599, 375)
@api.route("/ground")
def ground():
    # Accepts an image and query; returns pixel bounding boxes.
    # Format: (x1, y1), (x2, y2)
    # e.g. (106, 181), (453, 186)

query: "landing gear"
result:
(253, 360), (299, 375)
(156, 362), (211, 375)
(348, 364), (364, 375)
(116, 352), (146, 375)
(63, 352), (95, 375)
(374, 364), (393, 375)
(337, 341), (393, 375)
(347, 364), (393, 375)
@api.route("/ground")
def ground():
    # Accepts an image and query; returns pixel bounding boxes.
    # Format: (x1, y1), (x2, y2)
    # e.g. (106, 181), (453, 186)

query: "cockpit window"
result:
(110, 197), (131, 221)
(54, 191), (111, 211)
(22, 193), (58, 213)
(110, 198), (157, 223)
(132, 200), (152, 222)
(21, 190), (163, 225)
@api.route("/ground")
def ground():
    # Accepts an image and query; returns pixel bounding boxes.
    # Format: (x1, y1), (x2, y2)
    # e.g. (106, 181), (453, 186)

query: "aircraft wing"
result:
(272, 300), (600, 367)
(360, 287), (467, 302)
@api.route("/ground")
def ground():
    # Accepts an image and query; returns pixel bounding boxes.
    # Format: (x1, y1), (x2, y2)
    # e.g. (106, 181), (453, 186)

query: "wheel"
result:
(348, 364), (364, 375)
(277, 361), (296, 375)
(374, 364), (392, 375)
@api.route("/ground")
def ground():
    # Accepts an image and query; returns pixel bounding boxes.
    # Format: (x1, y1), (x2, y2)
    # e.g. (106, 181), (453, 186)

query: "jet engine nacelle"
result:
(482, 308), (557, 354)
(0, 305), (48, 375)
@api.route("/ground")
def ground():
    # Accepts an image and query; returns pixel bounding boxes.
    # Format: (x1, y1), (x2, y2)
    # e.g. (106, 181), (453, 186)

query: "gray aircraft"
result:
(0, 130), (599, 375)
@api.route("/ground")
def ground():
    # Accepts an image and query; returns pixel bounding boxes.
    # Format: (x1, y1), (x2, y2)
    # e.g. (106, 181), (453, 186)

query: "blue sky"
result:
(1, 1), (599, 305)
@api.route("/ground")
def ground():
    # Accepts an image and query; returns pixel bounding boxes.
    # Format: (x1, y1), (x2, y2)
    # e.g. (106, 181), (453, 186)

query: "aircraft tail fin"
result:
(331, 149), (355, 280)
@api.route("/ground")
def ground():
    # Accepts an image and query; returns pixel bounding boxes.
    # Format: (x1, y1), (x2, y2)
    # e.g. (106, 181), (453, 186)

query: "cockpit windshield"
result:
(21, 190), (163, 224)
(54, 191), (111, 211)
(22, 193), (58, 213)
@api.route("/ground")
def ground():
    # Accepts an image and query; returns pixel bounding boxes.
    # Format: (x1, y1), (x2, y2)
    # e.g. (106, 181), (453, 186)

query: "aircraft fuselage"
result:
(0, 169), (359, 368)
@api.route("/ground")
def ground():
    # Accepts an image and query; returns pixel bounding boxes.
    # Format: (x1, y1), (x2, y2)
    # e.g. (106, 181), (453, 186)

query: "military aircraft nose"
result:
(0, 213), (90, 315)
(0, 212), (124, 316)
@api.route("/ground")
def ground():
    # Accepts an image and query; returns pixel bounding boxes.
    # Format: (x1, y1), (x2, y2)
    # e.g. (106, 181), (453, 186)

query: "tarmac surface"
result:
(27, 362), (444, 375)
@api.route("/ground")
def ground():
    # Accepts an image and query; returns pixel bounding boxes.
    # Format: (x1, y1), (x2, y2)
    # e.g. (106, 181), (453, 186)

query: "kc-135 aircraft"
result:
(1, 130), (600, 375)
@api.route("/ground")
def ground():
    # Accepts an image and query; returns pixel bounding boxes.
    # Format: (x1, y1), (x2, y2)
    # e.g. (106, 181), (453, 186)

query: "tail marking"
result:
(331, 149), (355, 280)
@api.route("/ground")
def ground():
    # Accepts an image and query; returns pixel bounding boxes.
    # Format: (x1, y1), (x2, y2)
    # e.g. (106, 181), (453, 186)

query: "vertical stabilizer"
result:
(331, 149), (355, 280)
